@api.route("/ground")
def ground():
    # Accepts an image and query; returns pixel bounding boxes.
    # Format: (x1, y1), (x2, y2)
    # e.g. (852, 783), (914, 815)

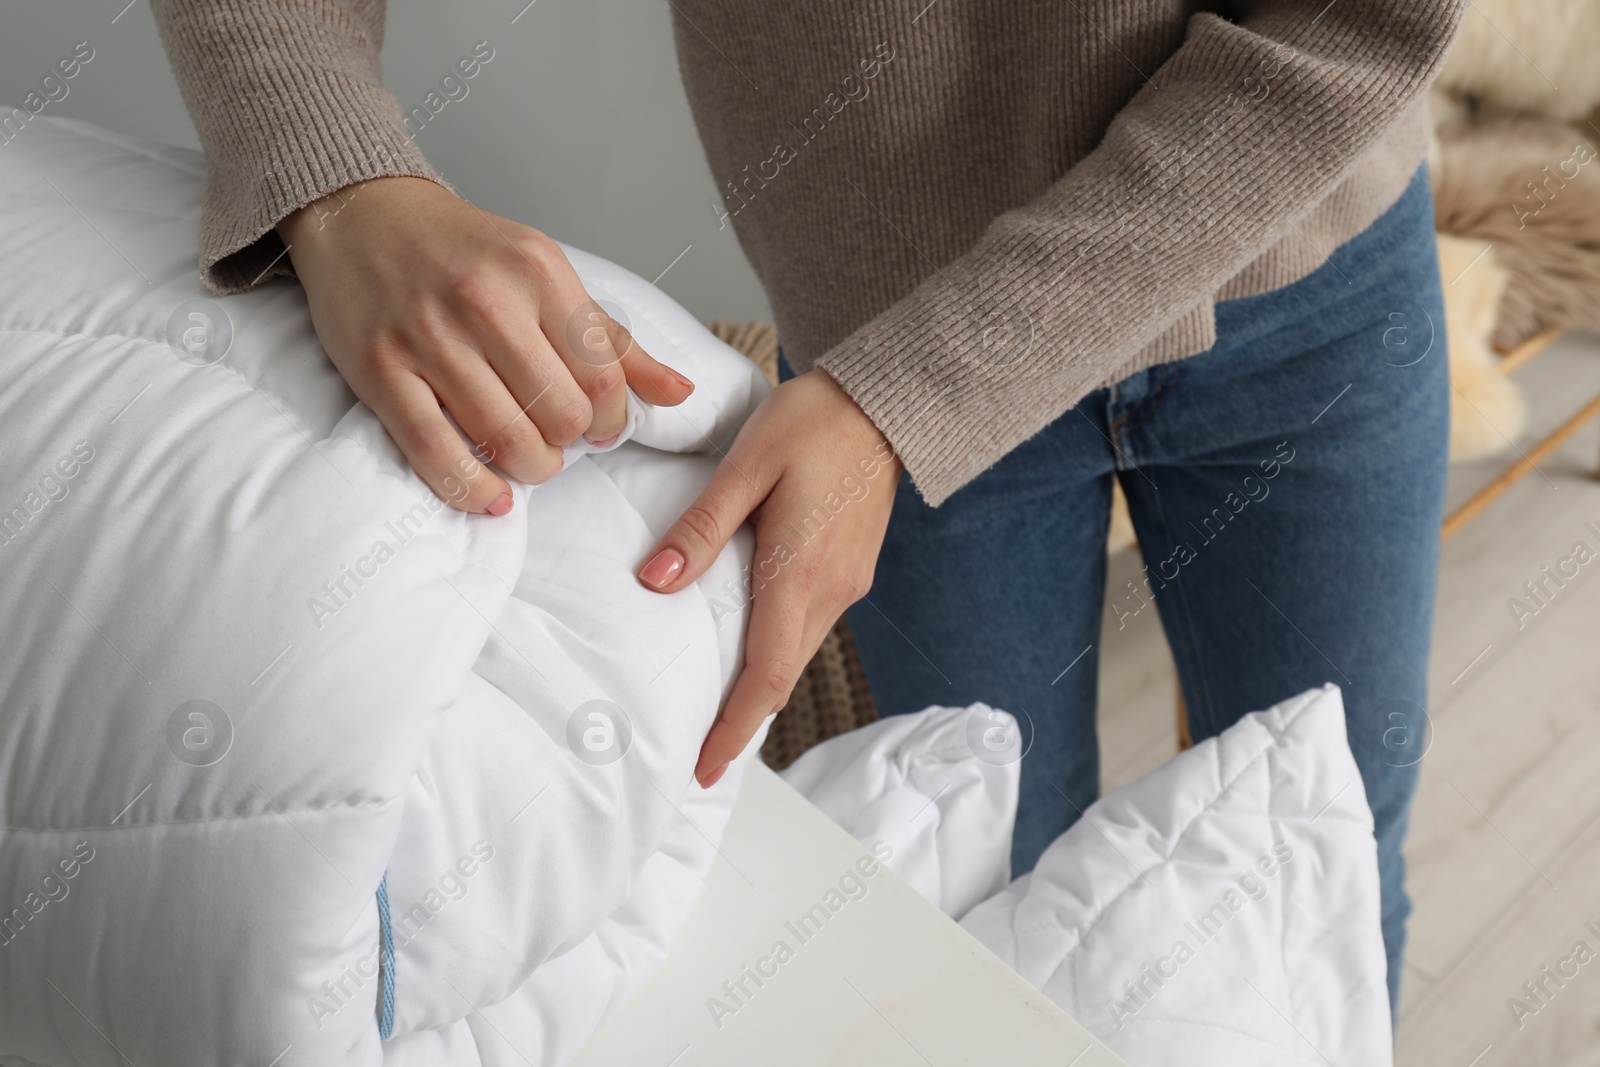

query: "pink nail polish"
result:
(640, 547), (685, 588)
(485, 492), (513, 516)
(699, 761), (729, 789)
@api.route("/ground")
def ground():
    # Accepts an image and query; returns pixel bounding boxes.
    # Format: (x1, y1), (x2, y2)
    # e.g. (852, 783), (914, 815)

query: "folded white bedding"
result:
(778, 703), (1019, 920)
(0, 113), (776, 1067)
(790, 686), (1393, 1067)
(0, 114), (1391, 1067)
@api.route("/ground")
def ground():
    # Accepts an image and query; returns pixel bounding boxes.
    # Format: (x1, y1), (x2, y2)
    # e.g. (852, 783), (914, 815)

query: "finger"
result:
(553, 298), (633, 441)
(367, 369), (514, 514)
(709, 583), (842, 771)
(524, 243), (636, 439)
(637, 452), (769, 593)
(611, 317), (695, 408)
(469, 307), (601, 450)
(549, 287), (691, 413)
(696, 576), (807, 784)
(515, 233), (691, 416)
(427, 340), (566, 486)
(445, 241), (611, 446)
(699, 602), (834, 787)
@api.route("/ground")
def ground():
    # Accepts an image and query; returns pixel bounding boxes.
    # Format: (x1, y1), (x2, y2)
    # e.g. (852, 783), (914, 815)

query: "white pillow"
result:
(780, 703), (1020, 919)
(959, 685), (1392, 1066)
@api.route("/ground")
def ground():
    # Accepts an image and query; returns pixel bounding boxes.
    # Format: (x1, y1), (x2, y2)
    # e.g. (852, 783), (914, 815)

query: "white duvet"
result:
(0, 114), (1392, 1067)
(0, 112), (777, 1067)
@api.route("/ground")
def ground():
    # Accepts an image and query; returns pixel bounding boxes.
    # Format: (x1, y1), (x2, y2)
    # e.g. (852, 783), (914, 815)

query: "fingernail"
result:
(485, 492), (513, 517)
(669, 367), (694, 391)
(699, 761), (729, 789)
(585, 432), (620, 448)
(640, 547), (685, 588)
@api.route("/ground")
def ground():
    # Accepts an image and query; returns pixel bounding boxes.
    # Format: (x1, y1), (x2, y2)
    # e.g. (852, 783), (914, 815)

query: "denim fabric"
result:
(779, 164), (1447, 1013)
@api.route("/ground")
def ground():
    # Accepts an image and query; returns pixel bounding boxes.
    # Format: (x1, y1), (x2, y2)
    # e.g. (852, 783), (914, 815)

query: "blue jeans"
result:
(781, 165), (1447, 1013)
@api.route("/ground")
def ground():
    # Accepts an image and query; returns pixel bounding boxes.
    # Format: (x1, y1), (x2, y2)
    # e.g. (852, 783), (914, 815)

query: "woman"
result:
(150, 0), (1466, 1013)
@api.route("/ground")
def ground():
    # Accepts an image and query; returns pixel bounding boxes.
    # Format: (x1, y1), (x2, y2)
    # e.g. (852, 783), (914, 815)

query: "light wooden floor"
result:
(1093, 331), (1600, 1066)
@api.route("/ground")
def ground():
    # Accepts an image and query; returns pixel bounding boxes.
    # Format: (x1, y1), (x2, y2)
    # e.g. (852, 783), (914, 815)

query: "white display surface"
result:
(571, 762), (1127, 1067)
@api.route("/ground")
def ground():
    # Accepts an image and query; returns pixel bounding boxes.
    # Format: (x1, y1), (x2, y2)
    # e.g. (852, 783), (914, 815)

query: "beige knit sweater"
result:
(149, 0), (1464, 505)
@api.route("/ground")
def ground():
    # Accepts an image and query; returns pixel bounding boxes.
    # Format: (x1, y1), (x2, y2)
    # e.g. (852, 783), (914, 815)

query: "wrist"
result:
(276, 175), (447, 255)
(810, 367), (901, 476)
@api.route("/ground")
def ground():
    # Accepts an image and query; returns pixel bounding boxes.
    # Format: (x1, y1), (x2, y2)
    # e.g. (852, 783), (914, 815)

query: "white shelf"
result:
(572, 762), (1127, 1066)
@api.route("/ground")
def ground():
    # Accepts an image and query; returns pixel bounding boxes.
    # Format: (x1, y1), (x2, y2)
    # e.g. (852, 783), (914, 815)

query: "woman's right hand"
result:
(278, 176), (695, 514)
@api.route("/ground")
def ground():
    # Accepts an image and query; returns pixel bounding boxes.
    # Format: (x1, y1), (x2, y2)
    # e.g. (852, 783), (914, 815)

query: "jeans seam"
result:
(1110, 362), (1179, 444)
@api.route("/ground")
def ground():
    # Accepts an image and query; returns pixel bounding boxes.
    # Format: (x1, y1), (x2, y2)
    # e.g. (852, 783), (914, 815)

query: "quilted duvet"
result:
(0, 112), (774, 1066)
(1, 114), (1394, 1067)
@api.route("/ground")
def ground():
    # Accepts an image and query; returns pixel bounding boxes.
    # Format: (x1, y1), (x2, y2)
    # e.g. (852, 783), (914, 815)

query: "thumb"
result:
(638, 457), (767, 593)
(615, 320), (695, 408)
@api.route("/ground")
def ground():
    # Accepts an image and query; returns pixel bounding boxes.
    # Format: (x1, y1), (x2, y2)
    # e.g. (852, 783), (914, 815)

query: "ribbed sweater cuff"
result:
(820, 4), (1459, 507)
(818, 278), (1219, 508)
(150, 0), (447, 293)
(200, 77), (445, 292)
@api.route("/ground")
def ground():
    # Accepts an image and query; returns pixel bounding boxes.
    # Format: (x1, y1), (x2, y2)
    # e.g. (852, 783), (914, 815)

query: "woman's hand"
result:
(279, 176), (695, 513)
(636, 369), (903, 787)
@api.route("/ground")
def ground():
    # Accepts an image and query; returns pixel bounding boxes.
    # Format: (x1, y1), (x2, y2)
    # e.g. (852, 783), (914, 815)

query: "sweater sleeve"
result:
(815, 0), (1465, 506)
(149, 0), (446, 292)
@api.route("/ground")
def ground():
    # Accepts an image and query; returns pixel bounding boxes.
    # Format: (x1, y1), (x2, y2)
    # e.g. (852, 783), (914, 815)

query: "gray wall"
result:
(0, 0), (771, 323)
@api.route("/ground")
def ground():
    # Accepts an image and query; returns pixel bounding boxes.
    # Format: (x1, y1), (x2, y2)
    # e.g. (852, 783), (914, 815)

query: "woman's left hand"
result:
(636, 369), (903, 787)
